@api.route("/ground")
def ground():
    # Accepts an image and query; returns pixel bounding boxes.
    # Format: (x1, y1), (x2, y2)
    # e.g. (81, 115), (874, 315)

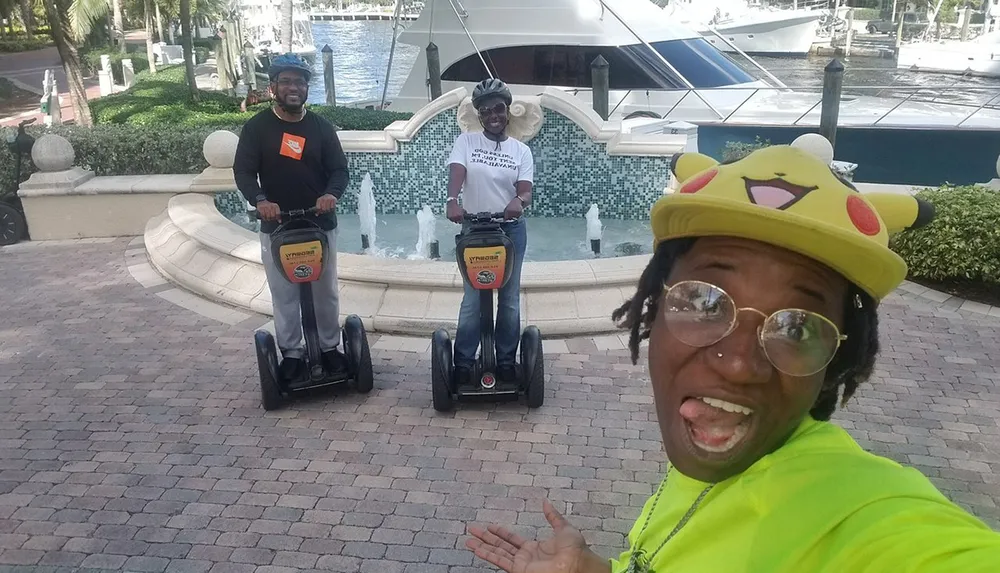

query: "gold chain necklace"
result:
(273, 107), (306, 122)
(624, 467), (715, 573)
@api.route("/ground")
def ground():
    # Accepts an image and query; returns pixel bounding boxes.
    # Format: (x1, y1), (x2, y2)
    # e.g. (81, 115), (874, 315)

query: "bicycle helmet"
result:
(471, 78), (512, 107)
(268, 52), (312, 82)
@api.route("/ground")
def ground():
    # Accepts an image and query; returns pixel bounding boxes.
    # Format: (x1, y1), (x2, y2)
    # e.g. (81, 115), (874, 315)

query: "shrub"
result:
(890, 185), (1000, 285)
(722, 136), (771, 163)
(1, 123), (221, 195)
(0, 38), (54, 53)
(90, 65), (413, 130)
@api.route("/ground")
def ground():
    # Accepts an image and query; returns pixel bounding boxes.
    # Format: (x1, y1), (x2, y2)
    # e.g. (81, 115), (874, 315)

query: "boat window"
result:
(648, 39), (755, 87)
(440, 39), (753, 90)
(441, 45), (678, 89)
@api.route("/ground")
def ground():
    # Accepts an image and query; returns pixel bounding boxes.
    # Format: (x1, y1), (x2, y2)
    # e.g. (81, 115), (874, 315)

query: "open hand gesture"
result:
(466, 500), (606, 573)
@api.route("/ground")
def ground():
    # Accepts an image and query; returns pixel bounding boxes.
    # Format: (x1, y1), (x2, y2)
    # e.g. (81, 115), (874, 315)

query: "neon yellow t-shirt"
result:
(611, 417), (1000, 573)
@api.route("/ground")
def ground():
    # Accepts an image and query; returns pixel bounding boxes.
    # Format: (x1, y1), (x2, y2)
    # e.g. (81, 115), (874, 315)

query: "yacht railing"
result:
(597, 0), (726, 120)
(446, 0), (494, 81)
(588, 83), (1000, 128)
(703, 26), (789, 90)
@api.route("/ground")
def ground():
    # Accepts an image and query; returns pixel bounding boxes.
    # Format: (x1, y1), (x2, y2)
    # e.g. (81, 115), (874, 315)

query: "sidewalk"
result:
(0, 237), (997, 571)
(0, 31), (156, 127)
(0, 47), (103, 127)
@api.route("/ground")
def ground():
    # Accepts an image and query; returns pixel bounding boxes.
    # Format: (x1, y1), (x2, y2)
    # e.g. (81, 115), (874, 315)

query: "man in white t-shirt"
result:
(445, 79), (535, 387)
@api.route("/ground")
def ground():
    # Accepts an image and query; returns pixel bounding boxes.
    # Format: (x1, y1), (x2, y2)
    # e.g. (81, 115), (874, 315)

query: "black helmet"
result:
(471, 78), (512, 107)
(268, 52), (312, 82)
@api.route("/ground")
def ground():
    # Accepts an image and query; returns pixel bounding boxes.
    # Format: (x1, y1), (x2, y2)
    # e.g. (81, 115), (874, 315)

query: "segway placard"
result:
(279, 240), (323, 284)
(462, 246), (506, 290)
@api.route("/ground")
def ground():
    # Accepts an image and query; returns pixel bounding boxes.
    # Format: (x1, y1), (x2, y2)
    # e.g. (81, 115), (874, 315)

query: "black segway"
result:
(431, 212), (544, 412)
(1, 118), (35, 246)
(253, 207), (374, 410)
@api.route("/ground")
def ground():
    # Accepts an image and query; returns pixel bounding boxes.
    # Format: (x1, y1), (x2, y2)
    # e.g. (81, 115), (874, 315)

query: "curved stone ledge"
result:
(145, 193), (647, 337)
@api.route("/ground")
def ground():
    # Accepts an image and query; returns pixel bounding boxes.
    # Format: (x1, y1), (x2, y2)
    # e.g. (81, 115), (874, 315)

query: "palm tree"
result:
(143, 0), (157, 73)
(43, 0), (93, 126)
(19, 0), (34, 38)
(179, 0), (198, 101)
(280, 0), (291, 52)
(111, 0), (123, 51)
(0, 0), (12, 39)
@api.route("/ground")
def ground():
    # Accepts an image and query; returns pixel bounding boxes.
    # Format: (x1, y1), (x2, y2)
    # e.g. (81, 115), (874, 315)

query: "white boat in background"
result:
(897, 31), (1000, 79)
(382, 0), (1000, 132)
(661, 0), (823, 57)
(241, 0), (318, 60)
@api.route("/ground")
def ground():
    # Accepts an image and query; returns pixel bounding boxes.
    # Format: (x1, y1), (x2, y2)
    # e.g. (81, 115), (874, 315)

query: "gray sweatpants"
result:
(260, 229), (341, 360)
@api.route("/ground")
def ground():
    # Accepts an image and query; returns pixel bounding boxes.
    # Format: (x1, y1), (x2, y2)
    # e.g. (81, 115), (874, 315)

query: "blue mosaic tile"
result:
(215, 108), (670, 221)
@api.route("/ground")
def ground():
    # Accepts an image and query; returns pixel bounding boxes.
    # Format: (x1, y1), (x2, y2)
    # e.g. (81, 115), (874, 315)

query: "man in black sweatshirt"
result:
(233, 52), (350, 382)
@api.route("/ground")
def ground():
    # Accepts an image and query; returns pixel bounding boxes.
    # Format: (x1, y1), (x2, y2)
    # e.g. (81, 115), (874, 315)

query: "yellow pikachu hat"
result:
(652, 145), (935, 301)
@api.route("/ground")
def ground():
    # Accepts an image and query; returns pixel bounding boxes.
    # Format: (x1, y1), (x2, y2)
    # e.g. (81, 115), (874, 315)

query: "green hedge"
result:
(90, 65), (413, 130)
(1, 123), (220, 195)
(2, 65), (416, 189)
(890, 185), (1000, 285)
(79, 45), (209, 84)
(722, 137), (771, 163)
(0, 37), (54, 52)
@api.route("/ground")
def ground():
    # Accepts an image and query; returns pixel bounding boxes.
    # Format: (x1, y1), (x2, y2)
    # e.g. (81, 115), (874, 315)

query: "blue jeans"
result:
(454, 218), (527, 369)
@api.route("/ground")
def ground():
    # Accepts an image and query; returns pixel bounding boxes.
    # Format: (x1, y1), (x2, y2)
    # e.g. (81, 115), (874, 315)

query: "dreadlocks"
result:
(610, 238), (881, 421)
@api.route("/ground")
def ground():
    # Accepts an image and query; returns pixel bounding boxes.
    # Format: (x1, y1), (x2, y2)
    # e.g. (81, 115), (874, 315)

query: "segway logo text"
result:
(463, 246), (506, 291)
(279, 241), (323, 284)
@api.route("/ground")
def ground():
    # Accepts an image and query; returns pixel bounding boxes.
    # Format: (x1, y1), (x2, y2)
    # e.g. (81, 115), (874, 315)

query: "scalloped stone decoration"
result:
(455, 96), (545, 143)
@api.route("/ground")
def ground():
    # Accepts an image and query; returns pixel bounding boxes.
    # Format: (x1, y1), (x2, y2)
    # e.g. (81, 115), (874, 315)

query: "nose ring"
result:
(717, 352), (723, 358)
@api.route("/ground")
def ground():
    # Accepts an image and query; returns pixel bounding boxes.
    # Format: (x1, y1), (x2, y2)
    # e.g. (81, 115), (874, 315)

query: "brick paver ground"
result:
(0, 238), (998, 572)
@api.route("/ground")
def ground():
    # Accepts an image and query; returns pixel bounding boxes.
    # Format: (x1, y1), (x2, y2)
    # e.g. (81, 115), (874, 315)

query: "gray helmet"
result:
(268, 52), (312, 82)
(471, 78), (512, 107)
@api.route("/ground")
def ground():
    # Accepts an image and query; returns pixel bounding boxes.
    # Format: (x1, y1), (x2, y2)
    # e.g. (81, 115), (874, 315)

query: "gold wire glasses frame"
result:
(662, 280), (848, 377)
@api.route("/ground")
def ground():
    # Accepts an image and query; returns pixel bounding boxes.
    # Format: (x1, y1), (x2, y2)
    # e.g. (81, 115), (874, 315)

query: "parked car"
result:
(866, 11), (929, 34)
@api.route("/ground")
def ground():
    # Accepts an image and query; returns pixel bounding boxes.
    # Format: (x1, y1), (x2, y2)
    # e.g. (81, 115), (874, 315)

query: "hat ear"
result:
(671, 152), (719, 183)
(863, 193), (936, 235)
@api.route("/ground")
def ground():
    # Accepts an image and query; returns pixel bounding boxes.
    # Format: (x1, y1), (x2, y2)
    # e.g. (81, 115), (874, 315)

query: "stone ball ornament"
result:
(203, 129), (240, 169)
(30, 134), (75, 172)
(791, 133), (835, 166)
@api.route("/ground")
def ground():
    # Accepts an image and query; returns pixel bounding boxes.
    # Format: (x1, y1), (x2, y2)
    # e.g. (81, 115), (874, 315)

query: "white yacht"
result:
(897, 31), (1000, 79)
(661, 0), (822, 57)
(382, 0), (1000, 131)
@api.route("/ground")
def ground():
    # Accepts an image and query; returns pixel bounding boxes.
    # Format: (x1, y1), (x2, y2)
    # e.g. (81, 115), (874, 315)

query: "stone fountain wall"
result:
(214, 87), (683, 222)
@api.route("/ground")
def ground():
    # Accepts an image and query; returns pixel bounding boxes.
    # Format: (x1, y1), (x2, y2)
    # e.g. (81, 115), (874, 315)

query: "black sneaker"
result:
(454, 366), (473, 387)
(279, 357), (304, 381)
(322, 349), (349, 373)
(497, 364), (518, 384)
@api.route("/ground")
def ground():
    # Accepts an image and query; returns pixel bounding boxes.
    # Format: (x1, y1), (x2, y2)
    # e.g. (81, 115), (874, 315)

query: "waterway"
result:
(302, 20), (1000, 109)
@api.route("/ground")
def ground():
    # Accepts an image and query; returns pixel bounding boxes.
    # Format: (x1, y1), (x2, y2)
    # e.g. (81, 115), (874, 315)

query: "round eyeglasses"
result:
(662, 280), (847, 377)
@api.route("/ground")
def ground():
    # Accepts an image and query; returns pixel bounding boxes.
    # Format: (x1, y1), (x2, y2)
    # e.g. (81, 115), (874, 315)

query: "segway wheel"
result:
(431, 328), (455, 412)
(0, 202), (26, 246)
(343, 315), (374, 394)
(520, 326), (545, 409)
(255, 330), (283, 411)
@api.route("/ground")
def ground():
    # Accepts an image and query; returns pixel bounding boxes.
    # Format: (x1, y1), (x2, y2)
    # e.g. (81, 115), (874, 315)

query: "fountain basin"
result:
(146, 194), (647, 337)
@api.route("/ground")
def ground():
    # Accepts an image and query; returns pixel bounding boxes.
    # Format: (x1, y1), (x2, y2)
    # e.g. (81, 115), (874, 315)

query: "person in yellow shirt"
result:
(463, 144), (1000, 573)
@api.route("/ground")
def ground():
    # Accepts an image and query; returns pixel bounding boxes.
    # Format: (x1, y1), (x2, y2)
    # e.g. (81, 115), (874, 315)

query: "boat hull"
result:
(696, 123), (1000, 187)
(698, 11), (822, 57)
(897, 41), (1000, 79)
